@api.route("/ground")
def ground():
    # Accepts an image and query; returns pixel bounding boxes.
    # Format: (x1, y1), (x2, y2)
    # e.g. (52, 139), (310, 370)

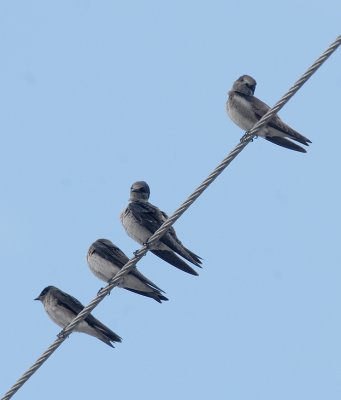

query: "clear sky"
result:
(1, 1), (340, 399)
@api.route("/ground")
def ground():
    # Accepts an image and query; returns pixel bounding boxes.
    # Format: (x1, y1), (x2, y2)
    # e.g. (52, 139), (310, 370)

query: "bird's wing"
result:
(160, 211), (202, 266)
(54, 288), (121, 344)
(91, 240), (128, 268)
(151, 249), (199, 276)
(249, 96), (311, 145)
(128, 202), (164, 232)
(129, 268), (165, 292)
(91, 239), (163, 290)
(54, 289), (84, 315)
(85, 314), (122, 343)
(265, 136), (307, 152)
(130, 202), (201, 267)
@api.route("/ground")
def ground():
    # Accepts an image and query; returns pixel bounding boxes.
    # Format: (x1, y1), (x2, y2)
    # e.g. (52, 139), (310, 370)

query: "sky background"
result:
(1, 2), (341, 399)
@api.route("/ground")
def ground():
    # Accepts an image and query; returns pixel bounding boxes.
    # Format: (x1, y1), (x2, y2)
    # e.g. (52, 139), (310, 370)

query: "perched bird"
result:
(35, 286), (122, 348)
(120, 181), (202, 276)
(87, 239), (168, 303)
(226, 75), (311, 153)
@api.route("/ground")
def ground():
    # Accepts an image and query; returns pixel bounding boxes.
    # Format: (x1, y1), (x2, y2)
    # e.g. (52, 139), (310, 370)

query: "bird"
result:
(35, 286), (122, 348)
(226, 74), (312, 153)
(87, 239), (168, 303)
(120, 181), (202, 276)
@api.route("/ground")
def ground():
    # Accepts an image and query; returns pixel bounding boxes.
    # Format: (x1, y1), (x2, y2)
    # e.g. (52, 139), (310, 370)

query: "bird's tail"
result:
(265, 136), (307, 153)
(151, 250), (199, 276)
(125, 287), (169, 303)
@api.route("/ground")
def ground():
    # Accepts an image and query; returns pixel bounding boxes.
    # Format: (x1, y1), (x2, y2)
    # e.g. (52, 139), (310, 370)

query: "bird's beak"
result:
(34, 296), (40, 301)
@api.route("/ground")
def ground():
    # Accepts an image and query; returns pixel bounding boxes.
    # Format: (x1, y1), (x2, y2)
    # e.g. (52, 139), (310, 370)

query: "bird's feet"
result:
(97, 287), (106, 295)
(240, 131), (249, 142)
(240, 132), (258, 143)
(134, 242), (149, 256)
(142, 241), (150, 249)
(57, 329), (69, 339)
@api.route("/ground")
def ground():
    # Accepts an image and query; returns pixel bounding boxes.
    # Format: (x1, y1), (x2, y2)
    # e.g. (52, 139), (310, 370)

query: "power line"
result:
(2, 34), (340, 400)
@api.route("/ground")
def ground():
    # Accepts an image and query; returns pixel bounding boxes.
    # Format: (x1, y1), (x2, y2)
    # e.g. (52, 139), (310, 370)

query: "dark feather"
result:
(160, 211), (202, 266)
(151, 250), (199, 276)
(86, 315), (122, 344)
(55, 289), (84, 316)
(128, 202), (165, 232)
(125, 288), (168, 303)
(265, 136), (307, 153)
(55, 289), (121, 344)
(158, 234), (202, 266)
(129, 203), (202, 267)
(91, 239), (164, 292)
(90, 239), (128, 268)
(247, 95), (311, 146)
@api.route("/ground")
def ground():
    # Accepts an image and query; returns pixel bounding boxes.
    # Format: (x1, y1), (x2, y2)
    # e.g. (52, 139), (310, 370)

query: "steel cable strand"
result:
(2, 34), (340, 400)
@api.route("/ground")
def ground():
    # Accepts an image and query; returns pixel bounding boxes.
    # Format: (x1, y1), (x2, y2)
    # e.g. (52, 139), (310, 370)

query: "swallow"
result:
(120, 181), (202, 276)
(226, 75), (312, 152)
(87, 239), (168, 303)
(35, 286), (122, 347)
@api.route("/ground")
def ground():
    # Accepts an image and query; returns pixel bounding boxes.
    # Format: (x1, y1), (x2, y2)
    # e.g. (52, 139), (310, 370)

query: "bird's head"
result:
(232, 75), (256, 96)
(129, 181), (150, 202)
(34, 286), (54, 302)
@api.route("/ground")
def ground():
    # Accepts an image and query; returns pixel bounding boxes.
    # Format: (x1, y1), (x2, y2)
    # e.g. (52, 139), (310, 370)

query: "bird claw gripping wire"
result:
(240, 131), (258, 143)
(97, 287), (110, 296)
(142, 241), (150, 249)
(57, 329), (69, 339)
(133, 242), (149, 256)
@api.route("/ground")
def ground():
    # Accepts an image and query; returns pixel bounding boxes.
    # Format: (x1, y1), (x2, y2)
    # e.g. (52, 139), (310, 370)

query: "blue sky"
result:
(1, 1), (341, 399)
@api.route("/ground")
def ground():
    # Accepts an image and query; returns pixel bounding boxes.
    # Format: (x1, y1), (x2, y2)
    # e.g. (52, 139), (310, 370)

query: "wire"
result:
(243, 35), (341, 141)
(2, 34), (340, 400)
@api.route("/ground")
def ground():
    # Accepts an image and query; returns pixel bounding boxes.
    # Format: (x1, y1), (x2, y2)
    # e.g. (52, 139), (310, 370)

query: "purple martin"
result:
(120, 181), (202, 276)
(35, 286), (122, 347)
(87, 239), (168, 303)
(226, 75), (311, 152)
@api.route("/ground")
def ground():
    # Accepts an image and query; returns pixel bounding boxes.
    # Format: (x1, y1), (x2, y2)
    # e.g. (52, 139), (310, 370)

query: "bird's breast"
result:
(44, 299), (73, 328)
(227, 93), (258, 131)
(121, 207), (152, 244)
(88, 253), (120, 282)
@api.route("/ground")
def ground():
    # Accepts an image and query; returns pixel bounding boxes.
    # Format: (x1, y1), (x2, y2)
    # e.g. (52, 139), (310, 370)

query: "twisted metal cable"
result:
(2, 34), (340, 400)
(243, 34), (341, 141)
